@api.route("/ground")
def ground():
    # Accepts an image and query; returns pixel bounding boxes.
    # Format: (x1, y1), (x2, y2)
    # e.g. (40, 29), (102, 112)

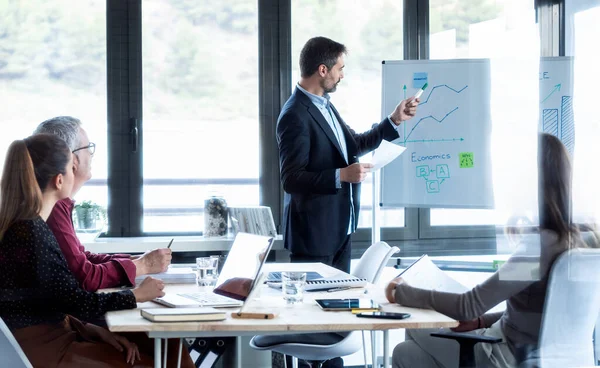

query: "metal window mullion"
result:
(106, 0), (143, 237)
(258, 0), (290, 235)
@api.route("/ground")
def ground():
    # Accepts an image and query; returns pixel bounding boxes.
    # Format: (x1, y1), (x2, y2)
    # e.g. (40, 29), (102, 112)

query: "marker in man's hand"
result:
(413, 82), (428, 99)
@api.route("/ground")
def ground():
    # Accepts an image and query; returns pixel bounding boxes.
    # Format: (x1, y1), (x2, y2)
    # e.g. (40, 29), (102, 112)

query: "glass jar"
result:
(204, 195), (228, 237)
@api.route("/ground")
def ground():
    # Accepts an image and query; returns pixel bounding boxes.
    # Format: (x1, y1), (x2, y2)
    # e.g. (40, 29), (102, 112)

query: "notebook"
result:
(265, 271), (324, 282)
(153, 232), (274, 308)
(141, 307), (226, 322)
(267, 276), (368, 291)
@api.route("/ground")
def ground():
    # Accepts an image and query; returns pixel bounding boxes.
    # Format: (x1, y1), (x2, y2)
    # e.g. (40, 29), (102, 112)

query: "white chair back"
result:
(538, 248), (600, 368)
(352, 241), (400, 283)
(0, 318), (33, 368)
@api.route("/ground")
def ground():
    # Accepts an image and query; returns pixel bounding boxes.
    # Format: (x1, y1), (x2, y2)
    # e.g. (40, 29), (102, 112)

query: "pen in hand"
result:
(167, 238), (174, 249)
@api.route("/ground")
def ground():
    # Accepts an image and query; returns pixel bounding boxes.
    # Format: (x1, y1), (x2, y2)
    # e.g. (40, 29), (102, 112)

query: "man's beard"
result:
(323, 79), (340, 94)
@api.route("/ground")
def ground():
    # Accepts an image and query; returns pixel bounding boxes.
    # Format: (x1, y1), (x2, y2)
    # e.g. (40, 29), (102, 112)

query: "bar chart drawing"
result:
(542, 109), (559, 137)
(541, 96), (574, 155)
(538, 58), (575, 156)
(560, 96), (574, 154)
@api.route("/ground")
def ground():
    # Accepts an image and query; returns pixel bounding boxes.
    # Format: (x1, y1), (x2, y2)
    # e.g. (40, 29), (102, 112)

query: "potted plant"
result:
(73, 200), (107, 233)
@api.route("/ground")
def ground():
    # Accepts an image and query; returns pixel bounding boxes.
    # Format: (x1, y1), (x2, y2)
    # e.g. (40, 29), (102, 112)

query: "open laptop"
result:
(154, 232), (274, 308)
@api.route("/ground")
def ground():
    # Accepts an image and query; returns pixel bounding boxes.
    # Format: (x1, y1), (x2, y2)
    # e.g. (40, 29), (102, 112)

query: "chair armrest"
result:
(431, 331), (502, 344)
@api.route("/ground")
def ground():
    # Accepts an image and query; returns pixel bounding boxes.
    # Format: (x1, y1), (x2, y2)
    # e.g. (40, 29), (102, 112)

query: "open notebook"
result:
(267, 276), (368, 291)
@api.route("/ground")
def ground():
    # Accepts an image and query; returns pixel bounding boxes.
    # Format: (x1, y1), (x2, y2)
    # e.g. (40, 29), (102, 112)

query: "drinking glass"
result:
(196, 256), (219, 287)
(282, 271), (306, 304)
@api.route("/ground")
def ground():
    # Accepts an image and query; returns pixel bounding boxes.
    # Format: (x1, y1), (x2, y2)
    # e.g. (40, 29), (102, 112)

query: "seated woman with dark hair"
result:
(387, 133), (587, 368)
(0, 134), (194, 367)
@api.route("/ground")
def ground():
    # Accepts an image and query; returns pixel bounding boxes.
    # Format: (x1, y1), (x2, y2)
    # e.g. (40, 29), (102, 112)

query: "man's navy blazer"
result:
(277, 87), (400, 256)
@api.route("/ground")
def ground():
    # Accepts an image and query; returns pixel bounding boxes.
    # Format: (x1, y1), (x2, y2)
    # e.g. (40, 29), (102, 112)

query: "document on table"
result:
(398, 255), (468, 294)
(371, 140), (406, 170)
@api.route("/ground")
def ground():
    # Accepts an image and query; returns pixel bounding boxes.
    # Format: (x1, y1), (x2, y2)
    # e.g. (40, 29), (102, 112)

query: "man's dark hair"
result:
(299, 37), (347, 78)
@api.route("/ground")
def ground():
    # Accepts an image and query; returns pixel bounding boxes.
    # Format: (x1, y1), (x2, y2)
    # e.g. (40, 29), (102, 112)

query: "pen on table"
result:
(167, 238), (174, 249)
(327, 287), (352, 293)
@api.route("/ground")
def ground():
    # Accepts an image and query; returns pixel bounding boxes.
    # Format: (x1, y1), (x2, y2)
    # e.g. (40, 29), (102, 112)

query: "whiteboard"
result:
(380, 59), (494, 208)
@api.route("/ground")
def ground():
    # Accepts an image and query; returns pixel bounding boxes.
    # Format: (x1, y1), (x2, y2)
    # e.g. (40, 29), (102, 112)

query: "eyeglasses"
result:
(72, 142), (96, 155)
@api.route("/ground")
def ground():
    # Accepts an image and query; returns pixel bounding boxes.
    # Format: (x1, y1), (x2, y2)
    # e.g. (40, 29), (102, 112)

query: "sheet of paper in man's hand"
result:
(371, 140), (406, 170)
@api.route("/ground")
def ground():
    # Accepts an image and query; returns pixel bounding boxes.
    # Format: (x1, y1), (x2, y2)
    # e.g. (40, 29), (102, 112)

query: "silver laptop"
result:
(154, 232), (274, 308)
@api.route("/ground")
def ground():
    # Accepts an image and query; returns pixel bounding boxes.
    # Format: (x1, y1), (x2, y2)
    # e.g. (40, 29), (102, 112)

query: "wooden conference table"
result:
(106, 263), (458, 368)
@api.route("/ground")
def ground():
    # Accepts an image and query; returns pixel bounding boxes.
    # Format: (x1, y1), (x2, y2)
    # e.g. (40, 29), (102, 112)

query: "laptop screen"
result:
(212, 232), (274, 301)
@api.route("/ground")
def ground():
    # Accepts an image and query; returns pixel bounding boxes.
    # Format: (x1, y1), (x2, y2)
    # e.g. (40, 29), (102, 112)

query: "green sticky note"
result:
(492, 260), (506, 270)
(459, 152), (474, 168)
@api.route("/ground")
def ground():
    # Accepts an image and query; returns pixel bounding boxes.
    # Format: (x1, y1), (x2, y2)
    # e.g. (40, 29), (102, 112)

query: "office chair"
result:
(351, 241), (400, 368)
(0, 318), (33, 368)
(431, 248), (600, 368)
(250, 241), (399, 368)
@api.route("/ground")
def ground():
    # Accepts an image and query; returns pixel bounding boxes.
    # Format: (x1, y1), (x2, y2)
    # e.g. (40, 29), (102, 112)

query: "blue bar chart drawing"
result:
(560, 96), (574, 154)
(541, 95), (574, 155)
(542, 109), (559, 136)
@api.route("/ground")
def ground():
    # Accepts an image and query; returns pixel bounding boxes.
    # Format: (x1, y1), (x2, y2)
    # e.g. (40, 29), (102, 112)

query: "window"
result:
(141, 0), (259, 233)
(0, 0), (108, 210)
(566, 0), (600, 224)
(291, 0), (404, 228)
(428, 0), (538, 227)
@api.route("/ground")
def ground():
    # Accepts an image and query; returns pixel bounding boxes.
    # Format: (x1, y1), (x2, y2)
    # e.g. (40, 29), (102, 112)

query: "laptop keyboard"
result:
(178, 292), (241, 306)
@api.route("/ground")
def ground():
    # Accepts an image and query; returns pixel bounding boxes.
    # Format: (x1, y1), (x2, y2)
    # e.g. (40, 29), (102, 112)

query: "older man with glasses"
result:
(34, 116), (172, 292)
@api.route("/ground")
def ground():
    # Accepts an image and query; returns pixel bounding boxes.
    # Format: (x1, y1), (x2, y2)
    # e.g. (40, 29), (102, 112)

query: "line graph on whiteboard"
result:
(398, 83), (469, 145)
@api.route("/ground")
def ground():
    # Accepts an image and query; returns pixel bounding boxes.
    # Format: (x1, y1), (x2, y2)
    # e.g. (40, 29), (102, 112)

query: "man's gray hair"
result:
(34, 116), (82, 152)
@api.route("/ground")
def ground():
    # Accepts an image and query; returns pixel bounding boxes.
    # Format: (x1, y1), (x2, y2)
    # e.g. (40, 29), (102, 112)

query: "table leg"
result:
(154, 338), (162, 368)
(163, 339), (168, 367)
(371, 331), (377, 368)
(383, 330), (390, 368)
(177, 338), (183, 368)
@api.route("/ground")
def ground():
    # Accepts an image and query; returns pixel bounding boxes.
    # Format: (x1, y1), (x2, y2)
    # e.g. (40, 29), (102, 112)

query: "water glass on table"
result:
(282, 271), (306, 304)
(196, 256), (219, 287)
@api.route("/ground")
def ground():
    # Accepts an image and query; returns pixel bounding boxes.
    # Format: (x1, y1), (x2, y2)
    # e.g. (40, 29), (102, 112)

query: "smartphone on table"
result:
(356, 312), (411, 320)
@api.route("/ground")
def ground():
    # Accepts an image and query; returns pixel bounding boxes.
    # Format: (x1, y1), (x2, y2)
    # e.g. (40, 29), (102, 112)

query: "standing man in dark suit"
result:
(279, 37), (419, 274)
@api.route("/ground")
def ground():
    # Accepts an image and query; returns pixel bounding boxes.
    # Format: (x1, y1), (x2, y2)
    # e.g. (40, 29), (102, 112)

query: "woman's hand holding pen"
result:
(132, 276), (165, 302)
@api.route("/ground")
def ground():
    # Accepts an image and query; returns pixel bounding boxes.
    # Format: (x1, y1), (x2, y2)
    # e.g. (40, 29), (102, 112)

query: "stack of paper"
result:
(398, 255), (468, 293)
(135, 266), (196, 285)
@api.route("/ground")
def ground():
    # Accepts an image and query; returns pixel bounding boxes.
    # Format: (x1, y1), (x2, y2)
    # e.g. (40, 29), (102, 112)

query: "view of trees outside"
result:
(0, 0), (108, 211)
(141, 0), (260, 232)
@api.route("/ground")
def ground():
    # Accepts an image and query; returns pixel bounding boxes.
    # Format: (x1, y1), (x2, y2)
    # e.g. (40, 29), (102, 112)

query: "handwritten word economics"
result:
(411, 152), (451, 163)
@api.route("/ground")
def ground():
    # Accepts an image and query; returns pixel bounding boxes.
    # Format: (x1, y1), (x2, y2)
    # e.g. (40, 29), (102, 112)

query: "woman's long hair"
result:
(0, 134), (71, 240)
(538, 133), (574, 241)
